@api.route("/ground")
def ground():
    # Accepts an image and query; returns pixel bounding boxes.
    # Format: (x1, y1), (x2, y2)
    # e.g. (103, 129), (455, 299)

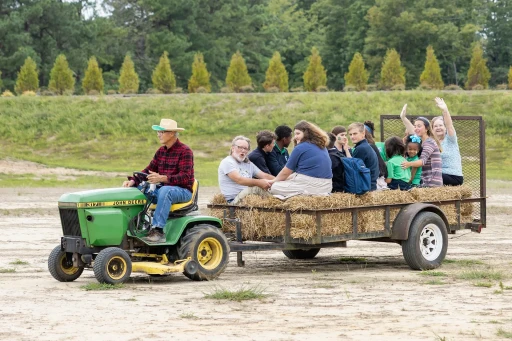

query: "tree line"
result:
(1, 0), (512, 93)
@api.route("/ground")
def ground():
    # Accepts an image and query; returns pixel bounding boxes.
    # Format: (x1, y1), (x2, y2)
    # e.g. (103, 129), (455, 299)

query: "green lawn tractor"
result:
(48, 172), (230, 284)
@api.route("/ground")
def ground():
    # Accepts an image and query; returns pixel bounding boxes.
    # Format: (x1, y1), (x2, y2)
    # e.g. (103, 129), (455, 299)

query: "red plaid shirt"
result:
(130, 139), (194, 192)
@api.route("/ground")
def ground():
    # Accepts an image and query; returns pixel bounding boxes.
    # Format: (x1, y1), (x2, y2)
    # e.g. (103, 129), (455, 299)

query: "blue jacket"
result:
(267, 143), (289, 176)
(248, 147), (271, 175)
(352, 139), (379, 191)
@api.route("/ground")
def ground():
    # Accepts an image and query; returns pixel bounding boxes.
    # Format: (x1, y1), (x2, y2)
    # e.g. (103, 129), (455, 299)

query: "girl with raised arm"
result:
(400, 104), (443, 187)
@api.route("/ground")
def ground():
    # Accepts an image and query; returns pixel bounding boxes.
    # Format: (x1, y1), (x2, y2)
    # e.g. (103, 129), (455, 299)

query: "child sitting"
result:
(405, 135), (422, 187)
(348, 122), (379, 191)
(384, 136), (411, 191)
(327, 133), (345, 193)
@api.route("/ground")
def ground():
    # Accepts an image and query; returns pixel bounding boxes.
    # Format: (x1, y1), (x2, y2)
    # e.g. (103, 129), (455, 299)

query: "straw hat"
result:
(152, 119), (185, 131)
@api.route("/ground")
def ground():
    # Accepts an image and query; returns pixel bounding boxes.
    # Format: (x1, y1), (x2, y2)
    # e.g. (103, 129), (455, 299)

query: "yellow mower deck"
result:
(131, 253), (193, 276)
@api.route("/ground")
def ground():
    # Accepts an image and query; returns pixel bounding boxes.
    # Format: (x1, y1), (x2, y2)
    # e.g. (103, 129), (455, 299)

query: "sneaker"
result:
(144, 228), (165, 243)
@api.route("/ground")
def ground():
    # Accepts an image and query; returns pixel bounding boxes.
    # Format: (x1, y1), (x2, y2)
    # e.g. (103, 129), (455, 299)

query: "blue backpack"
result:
(341, 157), (371, 195)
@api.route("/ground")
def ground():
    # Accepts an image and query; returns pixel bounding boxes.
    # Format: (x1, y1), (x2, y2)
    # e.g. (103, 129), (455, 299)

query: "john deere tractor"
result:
(48, 172), (229, 284)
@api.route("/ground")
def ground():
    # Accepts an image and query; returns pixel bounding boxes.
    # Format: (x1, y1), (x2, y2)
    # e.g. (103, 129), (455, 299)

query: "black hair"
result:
(327, 132), (336, 149)
(404, 134), (423, 158)
(385, 136), (406, 159)
(275, 125), (292, 141)
(363, 120), (376, 138)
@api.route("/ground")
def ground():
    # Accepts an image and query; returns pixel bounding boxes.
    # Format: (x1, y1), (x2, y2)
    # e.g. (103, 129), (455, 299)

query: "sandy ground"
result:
(0, 165), (511, 340)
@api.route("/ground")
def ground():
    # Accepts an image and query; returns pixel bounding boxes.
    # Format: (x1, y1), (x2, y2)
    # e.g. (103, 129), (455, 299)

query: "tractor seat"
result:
(149, 180), (199, 216)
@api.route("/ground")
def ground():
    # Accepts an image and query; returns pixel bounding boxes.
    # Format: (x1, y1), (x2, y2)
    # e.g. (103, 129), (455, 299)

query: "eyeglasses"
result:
(157, 131), (170, 135)
(234, 145), (249, 151)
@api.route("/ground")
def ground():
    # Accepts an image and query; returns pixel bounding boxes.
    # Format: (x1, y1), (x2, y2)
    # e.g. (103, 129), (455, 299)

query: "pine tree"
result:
(48, 54), (75, 95)
(380, 49), (406, 90)
(263, 51), (288, 92)
(15, 56), (39, 94)
(188, 53), (211, 93)
(344, 53), (369, 91)
(0, 71), (3, 91)
(152, 51), (176, 94)
(82, 56), (104, 94)
(118, 54), (139, 94)
(509, 66), (512, 90)
(225, 51), (252, 92)
(465, 43), (491, 90)
(303, 47), (327, 91)
(420, 46), (444, 89)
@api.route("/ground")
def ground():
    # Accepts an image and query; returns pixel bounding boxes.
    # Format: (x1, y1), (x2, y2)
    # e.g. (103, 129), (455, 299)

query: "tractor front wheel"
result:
(93, 247), (132, 284)
(48, 245), (84, 282)
(178, 224), (229, 281)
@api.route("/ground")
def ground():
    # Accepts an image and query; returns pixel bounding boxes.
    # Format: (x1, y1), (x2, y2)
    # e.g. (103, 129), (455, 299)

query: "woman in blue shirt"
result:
(270, 120), (332, 199)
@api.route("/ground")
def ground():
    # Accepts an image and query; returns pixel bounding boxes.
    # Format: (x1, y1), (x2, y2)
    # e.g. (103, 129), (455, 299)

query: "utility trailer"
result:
(208, 115), (486, 270)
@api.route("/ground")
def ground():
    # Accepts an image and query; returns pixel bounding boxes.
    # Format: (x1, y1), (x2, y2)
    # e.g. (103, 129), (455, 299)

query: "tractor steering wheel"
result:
(133, 172), (149, 183)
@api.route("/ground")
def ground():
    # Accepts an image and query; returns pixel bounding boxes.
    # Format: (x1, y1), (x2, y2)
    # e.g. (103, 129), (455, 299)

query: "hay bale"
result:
(207, 193), (237, 234)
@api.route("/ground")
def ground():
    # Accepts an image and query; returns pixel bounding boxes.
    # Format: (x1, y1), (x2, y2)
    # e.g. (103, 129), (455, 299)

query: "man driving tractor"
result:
(122, 118), (195, 243)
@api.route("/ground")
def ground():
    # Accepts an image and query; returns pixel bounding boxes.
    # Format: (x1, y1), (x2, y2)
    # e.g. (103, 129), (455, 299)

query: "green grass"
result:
(9, 259), (29, 265)
(443, 259), (485, 266)
(424, 279), (446, 285)
(80, 283), (125, 291)
(0, 92), (510, 187)
(497, 328), (512, 339)
(0, 268), (16, 273)
(419, 271), (447, 277)
(179, 312), (199, 319)
(203, 286), (268, 302)
(457, 270), (505, 281)
(473, 281), (493, 288)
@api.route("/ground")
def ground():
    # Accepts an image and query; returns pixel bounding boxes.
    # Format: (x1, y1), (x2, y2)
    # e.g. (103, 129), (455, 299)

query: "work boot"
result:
(144, 228), (165, 243)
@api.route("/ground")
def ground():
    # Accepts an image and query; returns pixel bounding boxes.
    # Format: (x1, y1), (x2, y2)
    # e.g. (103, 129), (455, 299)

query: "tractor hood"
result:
(58, 188), (147, 208)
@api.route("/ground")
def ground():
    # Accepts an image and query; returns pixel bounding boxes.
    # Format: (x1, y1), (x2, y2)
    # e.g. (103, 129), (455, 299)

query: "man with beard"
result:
(218, 135), (274, 204)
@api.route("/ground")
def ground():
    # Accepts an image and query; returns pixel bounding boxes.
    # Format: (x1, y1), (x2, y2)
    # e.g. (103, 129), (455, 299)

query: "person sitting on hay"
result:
(269, 120), (333, 200)
(218, 135), (274, 204)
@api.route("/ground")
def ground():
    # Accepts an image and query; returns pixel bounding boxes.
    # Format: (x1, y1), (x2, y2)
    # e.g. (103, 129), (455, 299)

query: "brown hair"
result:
(331, 125), (346, 136)
(256, 130), (277, 149)
(327, 132), (336, 149)
(414, 119), (443, 152)
(365, 130), (375, 144)
(385, 136), (406, 159)
(294, 120), (329, 148)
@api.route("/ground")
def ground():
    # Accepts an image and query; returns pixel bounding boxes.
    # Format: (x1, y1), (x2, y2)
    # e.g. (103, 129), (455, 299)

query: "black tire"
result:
(282, 248), (321, 259)
(402, 212), (448, 270)
(48, 245), (84, 282)
(93, 247), (132, 284)
(178, 224), (230, 281)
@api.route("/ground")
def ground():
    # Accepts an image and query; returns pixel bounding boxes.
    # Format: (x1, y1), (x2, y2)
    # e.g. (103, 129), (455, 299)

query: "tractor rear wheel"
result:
(93, 247), (132, 284)
(48, 245), (84, 282)
(178, 224), (229, 281)
(282, 248), (321, 259)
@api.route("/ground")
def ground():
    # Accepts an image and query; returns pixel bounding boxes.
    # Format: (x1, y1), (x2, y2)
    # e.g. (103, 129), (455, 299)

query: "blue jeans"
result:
(140, 185), (192, 229)
(388, 179), (412, 191)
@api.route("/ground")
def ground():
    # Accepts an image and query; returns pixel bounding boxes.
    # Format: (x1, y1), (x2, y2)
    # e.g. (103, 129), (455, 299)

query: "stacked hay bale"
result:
(208, 186), (474, 240)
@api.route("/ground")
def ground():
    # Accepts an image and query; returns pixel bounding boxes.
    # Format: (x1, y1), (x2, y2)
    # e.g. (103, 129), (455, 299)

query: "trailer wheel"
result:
(93, 247), (132, 284)
(178, 224), (229, 281)
(282, 248), (321, 259)
(402, 212), (448, 270)
(48, 245), (84, 282)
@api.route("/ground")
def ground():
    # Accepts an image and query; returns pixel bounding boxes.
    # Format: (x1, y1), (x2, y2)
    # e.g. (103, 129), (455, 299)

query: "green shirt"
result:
(386, 155), (411, 183)
(375, 142), (388, 162)
(407, 155), (422, 185)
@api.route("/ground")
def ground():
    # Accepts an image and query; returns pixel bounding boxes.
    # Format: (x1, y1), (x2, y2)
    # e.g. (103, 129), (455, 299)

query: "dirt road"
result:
(0, 183), (511, 341)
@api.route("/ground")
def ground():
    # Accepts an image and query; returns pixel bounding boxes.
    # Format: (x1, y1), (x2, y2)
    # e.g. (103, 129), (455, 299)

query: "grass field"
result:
(1, 91), (510, 187)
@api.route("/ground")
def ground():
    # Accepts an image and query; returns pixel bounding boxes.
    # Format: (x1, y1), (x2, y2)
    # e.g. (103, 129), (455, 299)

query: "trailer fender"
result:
(391, 203), (449, 241)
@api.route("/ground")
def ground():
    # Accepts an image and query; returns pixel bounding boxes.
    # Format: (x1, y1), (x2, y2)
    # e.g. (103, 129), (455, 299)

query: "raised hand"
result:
(400, 104), (408, 119)
(434, 97), (448, 112)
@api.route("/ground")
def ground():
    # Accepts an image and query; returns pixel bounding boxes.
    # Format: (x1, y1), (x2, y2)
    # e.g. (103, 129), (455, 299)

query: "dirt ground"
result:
(0, 164), (511, 340)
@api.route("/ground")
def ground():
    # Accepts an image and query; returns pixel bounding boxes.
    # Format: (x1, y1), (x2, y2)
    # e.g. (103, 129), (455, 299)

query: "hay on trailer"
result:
(207, 185), (475, 240)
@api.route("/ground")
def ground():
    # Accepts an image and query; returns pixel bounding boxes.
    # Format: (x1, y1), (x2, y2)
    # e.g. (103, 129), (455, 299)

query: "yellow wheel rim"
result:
(106, 256), (127, 280)
(197, 237), (223, 270)
(59, 253), (79, 276)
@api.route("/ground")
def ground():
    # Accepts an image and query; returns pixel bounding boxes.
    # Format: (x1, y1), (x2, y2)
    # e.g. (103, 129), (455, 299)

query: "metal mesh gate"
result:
(380, 115), (486, 224)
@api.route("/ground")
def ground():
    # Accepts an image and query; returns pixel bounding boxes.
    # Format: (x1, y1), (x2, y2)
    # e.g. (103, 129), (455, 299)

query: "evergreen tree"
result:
(0, 71), (3, 91)
(465, 43), (491, 89)
(344, 52), (369, 91)
(420, 46), (444, 89)
(15, 57), (39, 94)
(188, 53), (211, 93)
(82, 56), (104, 94)
(263, 51), (289, 92)
(380, 49), (406, 90)
(509, 66), (512, 90)
(118, 54), (139, 94)
(152, 51), (176, 94)
(225, 51), (252, 92)
(303, 47), (327, 91)
(48, 54), (75, 95)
